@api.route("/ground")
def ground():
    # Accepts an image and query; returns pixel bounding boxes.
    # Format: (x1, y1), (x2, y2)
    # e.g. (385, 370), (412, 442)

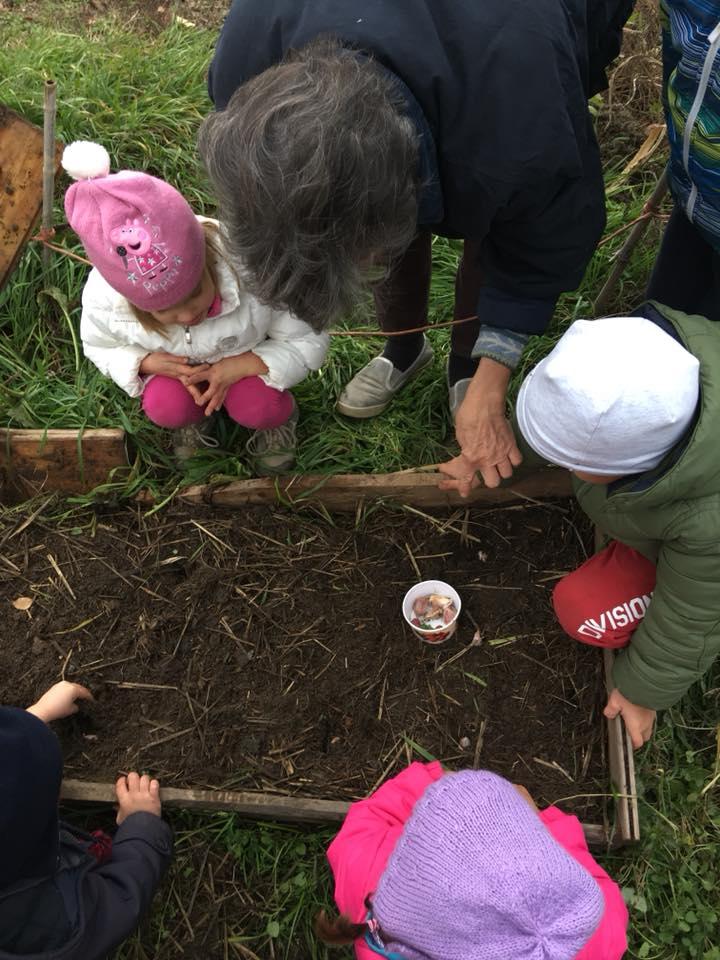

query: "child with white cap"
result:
(316, 762), (628, 959)
(62, 141), (329, 470)
(514, 300), (714, 749)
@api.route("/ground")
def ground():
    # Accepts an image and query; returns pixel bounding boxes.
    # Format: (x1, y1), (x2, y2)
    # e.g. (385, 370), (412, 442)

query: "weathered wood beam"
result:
(62, 779), (349, 825)
(0, 427), (128, 499)
(61, 778), (610, 845)
(172, 466), (573, 511)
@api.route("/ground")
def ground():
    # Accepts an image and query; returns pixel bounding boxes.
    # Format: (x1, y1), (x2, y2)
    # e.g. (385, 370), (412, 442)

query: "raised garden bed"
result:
(0, 494), (636, 844)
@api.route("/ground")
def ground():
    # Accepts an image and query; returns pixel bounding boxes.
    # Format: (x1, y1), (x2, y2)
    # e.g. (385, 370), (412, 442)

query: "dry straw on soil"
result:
(600, 0), (663, 161)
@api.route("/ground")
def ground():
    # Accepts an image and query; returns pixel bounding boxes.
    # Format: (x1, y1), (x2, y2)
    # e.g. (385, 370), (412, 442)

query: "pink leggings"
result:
(141, 375), (293, 430)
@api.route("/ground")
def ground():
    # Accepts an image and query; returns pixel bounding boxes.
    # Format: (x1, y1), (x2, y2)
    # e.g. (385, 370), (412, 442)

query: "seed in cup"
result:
(411, 593), (457, 629)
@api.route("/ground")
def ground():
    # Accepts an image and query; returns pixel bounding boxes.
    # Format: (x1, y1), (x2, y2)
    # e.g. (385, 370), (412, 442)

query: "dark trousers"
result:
(646, 206), (720, 322)
(372, 230), (483, 357)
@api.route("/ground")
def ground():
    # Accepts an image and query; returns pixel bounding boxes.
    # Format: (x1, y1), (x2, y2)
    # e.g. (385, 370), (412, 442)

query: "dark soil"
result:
(0, 498), (607, 822)
(0, 0), (227, 32)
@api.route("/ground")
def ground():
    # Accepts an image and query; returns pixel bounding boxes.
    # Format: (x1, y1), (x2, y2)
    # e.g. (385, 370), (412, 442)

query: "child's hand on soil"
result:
(183, 353), (269, 416)
(603, 688), (656, 749)
(27, 681), (93, 723)
(140, 352), (208, 380)
(115, 772), (162, 824)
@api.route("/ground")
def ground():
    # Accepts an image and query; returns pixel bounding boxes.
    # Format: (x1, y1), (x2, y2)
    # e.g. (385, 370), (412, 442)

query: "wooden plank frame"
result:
(3, 430), (637, 844)
(162, 464), (574, 511)
(58, 779), (615, 848)
(58, 495), (639, 850)
(0, 427), (128, 500)
(604, 648), (641, 844)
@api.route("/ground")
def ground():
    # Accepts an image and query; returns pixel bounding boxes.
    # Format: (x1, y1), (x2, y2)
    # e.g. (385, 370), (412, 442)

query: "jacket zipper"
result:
(682, 20), (720, 220)
(184, 326), (192, 346)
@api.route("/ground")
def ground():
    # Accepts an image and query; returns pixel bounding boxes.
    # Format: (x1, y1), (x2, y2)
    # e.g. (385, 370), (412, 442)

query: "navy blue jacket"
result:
(0, 815), (173, 960)
(208, 0), (633, 336)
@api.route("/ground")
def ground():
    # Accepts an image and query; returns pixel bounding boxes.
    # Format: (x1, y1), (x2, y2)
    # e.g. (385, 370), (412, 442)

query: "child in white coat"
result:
(63, 141), (329, 470)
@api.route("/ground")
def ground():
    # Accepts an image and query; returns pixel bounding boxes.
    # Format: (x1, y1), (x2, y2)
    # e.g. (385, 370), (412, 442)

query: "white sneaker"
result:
(335, 336), (434, 419)
(246, 399), (299, 475)
(172, 420), (219, 463)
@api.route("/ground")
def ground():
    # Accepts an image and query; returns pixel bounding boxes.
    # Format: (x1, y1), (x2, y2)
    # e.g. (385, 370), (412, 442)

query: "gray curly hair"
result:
(197, 38), (419, 331)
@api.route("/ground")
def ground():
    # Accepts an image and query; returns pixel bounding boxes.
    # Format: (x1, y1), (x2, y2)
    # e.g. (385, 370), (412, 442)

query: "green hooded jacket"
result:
(539, 303), (720, 710)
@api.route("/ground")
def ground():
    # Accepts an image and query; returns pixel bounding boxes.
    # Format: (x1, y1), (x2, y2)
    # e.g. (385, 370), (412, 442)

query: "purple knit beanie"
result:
(373, 771), (603, 960)
(62, 141), (205, 311)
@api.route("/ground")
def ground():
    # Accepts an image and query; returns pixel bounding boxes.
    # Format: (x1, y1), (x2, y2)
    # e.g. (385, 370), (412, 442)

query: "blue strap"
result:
(363, 910), (405, 959)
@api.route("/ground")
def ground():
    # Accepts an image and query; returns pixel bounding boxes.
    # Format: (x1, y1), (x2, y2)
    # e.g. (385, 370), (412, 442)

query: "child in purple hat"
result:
(62, 140), (329, 471)
(317, 762), (628, 960)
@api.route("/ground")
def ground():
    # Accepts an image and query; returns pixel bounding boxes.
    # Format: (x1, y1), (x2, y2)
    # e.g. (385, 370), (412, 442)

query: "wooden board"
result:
(596, 528), (640, 845)
(61, 779), (349, 825)
(60, 778), (609, 847)
(0, 105), (62, 290)
(46, 480), (636, 848)
(604, 647), (641, 843)
(172, 465), (573, 511)
(0, 427), (128, 500)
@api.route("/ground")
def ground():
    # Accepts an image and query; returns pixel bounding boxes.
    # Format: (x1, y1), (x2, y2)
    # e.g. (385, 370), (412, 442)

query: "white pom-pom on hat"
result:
(61, 141), (111, 181)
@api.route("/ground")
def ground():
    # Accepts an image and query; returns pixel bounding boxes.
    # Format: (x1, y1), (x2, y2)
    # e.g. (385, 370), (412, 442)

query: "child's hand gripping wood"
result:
(115, 772), (162, 825)
(604, 687), (656, 749)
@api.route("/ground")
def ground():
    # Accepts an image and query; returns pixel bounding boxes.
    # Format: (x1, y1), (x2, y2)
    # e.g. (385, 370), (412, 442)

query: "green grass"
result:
(614, 677), (720, 959)
(0, 10), (663, 496)
(4, 9), (715, 960)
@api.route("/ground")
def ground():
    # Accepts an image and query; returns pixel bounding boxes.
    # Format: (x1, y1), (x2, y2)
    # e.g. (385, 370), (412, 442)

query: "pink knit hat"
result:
(62, 141), (205, 311)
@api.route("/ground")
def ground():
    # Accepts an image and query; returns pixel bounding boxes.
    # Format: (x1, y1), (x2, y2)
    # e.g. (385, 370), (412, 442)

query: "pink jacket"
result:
(327, 762), (628, 960)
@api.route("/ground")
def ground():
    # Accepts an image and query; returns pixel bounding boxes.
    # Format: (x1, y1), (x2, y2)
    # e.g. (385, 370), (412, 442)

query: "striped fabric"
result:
(663, 1), (720, 249)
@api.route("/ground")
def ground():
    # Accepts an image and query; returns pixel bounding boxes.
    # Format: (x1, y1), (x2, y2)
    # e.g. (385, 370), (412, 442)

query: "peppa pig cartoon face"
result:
(109, 218), (153, 257)
(109, 216), (170, 283)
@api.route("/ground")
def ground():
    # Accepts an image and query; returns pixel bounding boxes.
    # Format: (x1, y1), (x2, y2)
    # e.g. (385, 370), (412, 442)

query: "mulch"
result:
(0, 497), (608, 823)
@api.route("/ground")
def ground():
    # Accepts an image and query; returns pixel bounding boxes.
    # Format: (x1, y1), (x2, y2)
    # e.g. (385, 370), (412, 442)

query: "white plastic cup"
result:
(402, 580), (461, 645)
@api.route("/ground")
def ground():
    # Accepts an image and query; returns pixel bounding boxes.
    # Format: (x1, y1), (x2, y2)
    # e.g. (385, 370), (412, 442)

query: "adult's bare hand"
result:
(439, 358), (522, 496)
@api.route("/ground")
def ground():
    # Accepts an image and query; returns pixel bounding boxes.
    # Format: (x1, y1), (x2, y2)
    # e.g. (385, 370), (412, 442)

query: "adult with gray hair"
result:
(200, 0), (634, 490)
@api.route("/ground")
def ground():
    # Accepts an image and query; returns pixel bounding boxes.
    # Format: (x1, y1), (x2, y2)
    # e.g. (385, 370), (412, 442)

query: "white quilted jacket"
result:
(80, 227), (329, 398)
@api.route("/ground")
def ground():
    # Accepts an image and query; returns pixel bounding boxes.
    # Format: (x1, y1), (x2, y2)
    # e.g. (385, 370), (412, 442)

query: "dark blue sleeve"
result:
(67, 813), (173, 960)
(476, 288), (558, 338)
(207, 0), (285, 109)
(476, 125), (606, 337)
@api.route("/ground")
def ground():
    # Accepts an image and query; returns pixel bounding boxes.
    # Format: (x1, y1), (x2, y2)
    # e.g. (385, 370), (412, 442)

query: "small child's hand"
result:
(513, 783), (538, 810)
(27, 681), (93, 723)
(140, 352), (208, 380)
(184, 353), (269, 415)
(604, 688), (656, 749)
(115, 772), (162, 824)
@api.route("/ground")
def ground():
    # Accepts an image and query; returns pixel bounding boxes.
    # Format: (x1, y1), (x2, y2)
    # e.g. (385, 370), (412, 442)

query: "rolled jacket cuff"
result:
(476, 286), (558, 337)
(471, 326), (530, 370)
